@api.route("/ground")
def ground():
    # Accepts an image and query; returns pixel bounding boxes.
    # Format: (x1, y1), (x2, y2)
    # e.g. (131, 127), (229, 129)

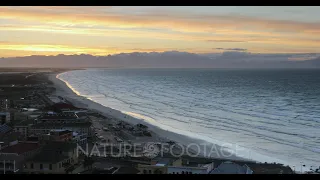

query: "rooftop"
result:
(113, 167), (140, 174)
(44, 103), (80, 111)
(15, 119), (34, 126)
(152, 157), (178, 166)
(0, 142), (40, 155)
(50, 129), (73, 136)
(210, 161), (251, 174)
(0, 112), (9, 115)
(32, 122), (92, 128)
(0, 132), (19, 144)
(42, 141), (77, 152)
(0, 124), (12, 134)
(30, 151), (69, 163)
(39, 113), (79, 120)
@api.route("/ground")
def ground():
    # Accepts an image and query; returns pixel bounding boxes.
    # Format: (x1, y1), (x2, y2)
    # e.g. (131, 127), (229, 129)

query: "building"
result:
(35, 112), (90, 124)
(167, 162), (214, 174)
(0, 112), (10, 125)
(13, 99), (46, 109)
(0, 142), (41, 174)
(137, 158), (182, 174)
(42, 130), (73, 142)
(23, 142), (78, 174)
(72, 132), (87, 147)
(14, 119), (34, 139)
(0, 124), (13, 135)
(137, 157), (215, 174)
(44, 103), (81, 112)
(113, 167), (140, 174)
(209, 161), (253, 174)
(30, 122), (92, 137)
(0, 99), (9, 110)
(0, 132), (19, 149)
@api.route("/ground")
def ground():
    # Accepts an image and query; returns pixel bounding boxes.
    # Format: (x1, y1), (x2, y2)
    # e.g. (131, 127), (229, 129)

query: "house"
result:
(30, 122), (92, 137)
(44, 103), (81, 112)
(14, 119), (34, 138)
(72, 132), (87, 147)
(35, 112), (90, 124)
(0, 131), (19, 149)
(0, 142), (41, 174)
(11, 112), (29, 126)
(23, 142), (78, 174)
(42, 130), (73, 142)
(167, 162), (214, 174)
(137, 157), (215, 174)
(0, 124), (13, 135)
(113, 167), (140, 174)
(209, 161), (253, 174)
(0, 112), (10, 125)
(137, 158), (182, 174)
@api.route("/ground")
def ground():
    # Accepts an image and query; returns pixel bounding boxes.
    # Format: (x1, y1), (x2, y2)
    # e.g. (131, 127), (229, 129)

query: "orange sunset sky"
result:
(1, 6), (320, 57)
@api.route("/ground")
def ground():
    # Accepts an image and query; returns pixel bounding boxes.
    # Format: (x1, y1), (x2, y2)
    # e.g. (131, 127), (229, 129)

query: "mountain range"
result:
(0, 51), (320, 69)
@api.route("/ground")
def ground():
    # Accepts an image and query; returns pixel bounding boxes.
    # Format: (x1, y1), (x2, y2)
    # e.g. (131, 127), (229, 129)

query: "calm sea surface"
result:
(58, 68), (320, 170)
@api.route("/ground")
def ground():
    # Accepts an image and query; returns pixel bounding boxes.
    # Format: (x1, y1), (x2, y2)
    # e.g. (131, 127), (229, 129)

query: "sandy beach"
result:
(48, 71), (252, 162)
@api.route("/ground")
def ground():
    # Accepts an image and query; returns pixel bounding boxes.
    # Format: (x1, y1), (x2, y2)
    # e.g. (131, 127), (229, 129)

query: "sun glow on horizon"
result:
(1, 6), (320, 57)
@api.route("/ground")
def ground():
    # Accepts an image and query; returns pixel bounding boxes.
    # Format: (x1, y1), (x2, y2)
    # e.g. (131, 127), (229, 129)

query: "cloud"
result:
(215, 48), (247, 51)
(1, 7), (320, 36)
(207, 40), (246, 43)
(288, 54), (320, 61)
(1, 7), (320, 56)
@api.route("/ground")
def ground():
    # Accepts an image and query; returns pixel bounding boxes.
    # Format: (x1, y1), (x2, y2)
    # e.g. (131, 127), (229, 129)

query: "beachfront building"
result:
(30, 122), (92, 137)
(137, 157), (215, 174)
(0, 131), (19, 149)
(35, 112), (89, 124)
(167, 166), (208, 174)
(0, 142), (41, 174)
(137, 158), (182, 174)
(23, 142), (79, 174)
(43, 103), (83, 112)
(209, 161), (253, 174)
(167, 162), (214, 174)
(13, 99), (46, 109)
(42, 130), (73, 142)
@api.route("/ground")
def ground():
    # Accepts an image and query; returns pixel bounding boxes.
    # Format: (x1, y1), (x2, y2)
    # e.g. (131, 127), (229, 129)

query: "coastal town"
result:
(0, 68), (316, 174)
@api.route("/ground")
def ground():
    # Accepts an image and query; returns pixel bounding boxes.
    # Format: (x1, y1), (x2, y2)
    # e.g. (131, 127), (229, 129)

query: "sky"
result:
(1, 6), (320, 57)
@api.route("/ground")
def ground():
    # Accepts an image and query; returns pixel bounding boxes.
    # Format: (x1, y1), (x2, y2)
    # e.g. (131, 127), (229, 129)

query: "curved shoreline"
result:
(50, 70), (320, 173)
(49, 71), (255, 163)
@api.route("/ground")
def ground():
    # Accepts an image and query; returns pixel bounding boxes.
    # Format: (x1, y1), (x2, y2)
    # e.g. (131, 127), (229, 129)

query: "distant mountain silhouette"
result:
(0, 51), (319, 69)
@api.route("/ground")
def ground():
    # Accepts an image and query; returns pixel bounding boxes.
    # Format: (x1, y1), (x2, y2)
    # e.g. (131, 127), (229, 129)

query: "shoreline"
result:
(48, 71), (254, 162)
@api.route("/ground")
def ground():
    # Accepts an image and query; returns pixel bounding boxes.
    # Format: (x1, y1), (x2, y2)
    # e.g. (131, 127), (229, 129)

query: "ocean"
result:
(57, 68), (320, 171)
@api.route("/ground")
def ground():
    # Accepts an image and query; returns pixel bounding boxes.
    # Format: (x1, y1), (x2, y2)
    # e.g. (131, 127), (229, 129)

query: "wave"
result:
(57, 69), (320, 172)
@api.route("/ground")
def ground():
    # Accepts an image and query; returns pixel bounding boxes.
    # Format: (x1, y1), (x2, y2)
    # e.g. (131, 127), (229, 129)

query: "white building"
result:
(167, 162), (214, 174)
